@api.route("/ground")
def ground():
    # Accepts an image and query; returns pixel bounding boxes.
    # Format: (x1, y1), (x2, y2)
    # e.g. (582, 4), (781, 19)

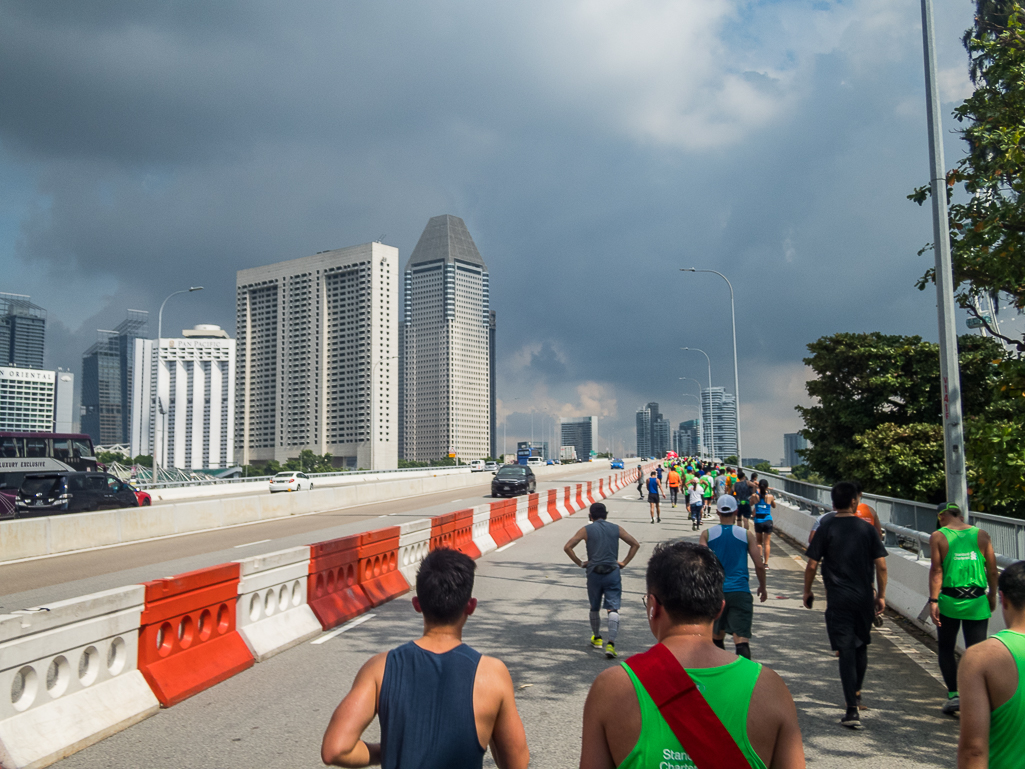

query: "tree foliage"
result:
(843, 423), (947, 503)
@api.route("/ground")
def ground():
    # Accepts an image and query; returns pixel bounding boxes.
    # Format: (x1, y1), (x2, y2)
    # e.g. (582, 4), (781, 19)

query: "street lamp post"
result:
(681, 347), (714, 462)
(153, 287), (203, 484)
(681, 268), (742, 464)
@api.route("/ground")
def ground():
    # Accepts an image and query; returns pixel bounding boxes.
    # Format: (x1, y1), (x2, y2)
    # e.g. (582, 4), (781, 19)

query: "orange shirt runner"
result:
(666, 469), (681, 488)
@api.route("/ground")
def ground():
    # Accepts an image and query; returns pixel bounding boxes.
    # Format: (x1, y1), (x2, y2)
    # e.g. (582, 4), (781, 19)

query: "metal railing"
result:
(135, 464), (471, 491)
(746, 466), (1024, 564)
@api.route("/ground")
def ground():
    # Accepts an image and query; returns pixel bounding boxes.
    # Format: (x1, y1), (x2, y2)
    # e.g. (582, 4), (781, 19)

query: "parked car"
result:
(484, 461), (498, 471)
(470, 460), (486, 472)
(491, 465), (537, 497)
(269, 471), (314, 492)
(16, 472), (140, 517)
(611, 458), (624, 469)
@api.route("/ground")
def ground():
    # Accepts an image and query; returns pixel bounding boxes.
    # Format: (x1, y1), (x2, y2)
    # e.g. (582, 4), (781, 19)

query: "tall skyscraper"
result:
(635, 407), (652, 457)
(637, 402), (669, 458)
(673, 419), (701, 457)
(81, 310), (148, 446)
(235, 243), (398, 470)
(0, 293), (46, 369)
(784, 432), (810, 467)
(489, 310), (497, 459)
(132, 325), (236, 469)
(401, 215), (491, 463)
(561, 416), (598, 461)
(701, 387), (738, 460)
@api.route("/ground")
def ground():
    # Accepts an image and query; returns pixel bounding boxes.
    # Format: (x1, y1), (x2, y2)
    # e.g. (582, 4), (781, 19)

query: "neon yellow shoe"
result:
(590, 634), (603, 649)
(605, 642), (618, 659)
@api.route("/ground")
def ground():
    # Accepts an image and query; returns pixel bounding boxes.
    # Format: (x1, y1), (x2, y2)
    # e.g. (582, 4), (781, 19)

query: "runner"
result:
(699, 471), (714, 519)
(750, 480), (775, 568)
(321, 548), (529, 768)
(733, 472), (753, 531)
(578, 540), (805, 769)
(700, 494), (768, 659)
(687, 478), (704, 531)
(636, 465), (644, 500)
(928, 501), (999, 715)
(645, 471), (664, 524)
(957, 560), (1025, 769)
(803, 481), (888, 729)
(665, 464), (682, 509)
(564, 502), (641, 659)
(852, 483), (883, 540)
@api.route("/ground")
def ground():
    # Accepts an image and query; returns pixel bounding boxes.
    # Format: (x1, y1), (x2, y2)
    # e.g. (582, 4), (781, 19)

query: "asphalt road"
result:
(55, 482), (958, 769)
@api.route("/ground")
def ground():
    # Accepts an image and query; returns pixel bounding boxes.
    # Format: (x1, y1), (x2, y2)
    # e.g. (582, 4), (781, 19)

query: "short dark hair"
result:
(589, 502), (608, 519)
(646, 541), (724, 624)
(737, 472), (746, 480)
(999, 561), (1025, 611)
(416, 548), (476, 624)
(832, 481), (858, 511)
(650, 471), (656, 476)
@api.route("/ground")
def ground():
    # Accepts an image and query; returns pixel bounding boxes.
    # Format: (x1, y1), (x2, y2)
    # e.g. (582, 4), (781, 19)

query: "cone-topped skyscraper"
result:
(400, 215), (491, 462)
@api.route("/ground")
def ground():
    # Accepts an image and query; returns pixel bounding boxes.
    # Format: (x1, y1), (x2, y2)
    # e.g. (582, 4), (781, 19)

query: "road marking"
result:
(233, 539), (271, 548)
(311, 614), (376, 645)
(495, 542), (518, 553)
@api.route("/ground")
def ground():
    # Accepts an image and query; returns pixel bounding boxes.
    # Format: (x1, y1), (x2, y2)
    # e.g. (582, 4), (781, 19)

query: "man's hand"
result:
(930, 601), (941, 627)
(875, 596), (886, 616)
(758, 584), (768, 603)
(803, 591), (813, 609)
(989, 592), (997, 612)
(581, 560), (589, 569)
(617, 561), (626, 569)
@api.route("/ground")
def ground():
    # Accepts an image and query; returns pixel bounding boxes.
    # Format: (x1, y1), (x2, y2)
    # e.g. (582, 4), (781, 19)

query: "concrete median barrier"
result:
(0, 587), (159, 769)
(235, 547), (322, 662)
(397, 519), (431, 585)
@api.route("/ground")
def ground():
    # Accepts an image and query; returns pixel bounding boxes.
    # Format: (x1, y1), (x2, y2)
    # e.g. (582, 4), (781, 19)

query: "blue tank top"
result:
(379, 642), (485, 769)
(706, 524), (751, 593)
(647, 477), (659, 494)
(754, 498), (772, 522)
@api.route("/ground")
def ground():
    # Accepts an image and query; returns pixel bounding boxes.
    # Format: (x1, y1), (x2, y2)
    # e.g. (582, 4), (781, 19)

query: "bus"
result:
(0, 433), (97, 514)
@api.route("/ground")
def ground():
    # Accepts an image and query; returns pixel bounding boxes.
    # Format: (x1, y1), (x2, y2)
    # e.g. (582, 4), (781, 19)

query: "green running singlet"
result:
(618, 658), (766, 769)
(938, 527), (991, 621)
(989, 630), (1025, 769)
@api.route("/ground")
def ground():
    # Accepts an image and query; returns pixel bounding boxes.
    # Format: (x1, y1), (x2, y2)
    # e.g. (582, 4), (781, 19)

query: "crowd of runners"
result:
(321, 456), (1025, 769)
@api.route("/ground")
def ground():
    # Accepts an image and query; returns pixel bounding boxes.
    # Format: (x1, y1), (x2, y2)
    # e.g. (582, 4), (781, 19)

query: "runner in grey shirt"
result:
(564, 502), (640, 659)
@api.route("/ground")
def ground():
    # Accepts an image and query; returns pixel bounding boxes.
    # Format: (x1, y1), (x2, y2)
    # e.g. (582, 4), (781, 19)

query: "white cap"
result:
(716, 494), (738, 514)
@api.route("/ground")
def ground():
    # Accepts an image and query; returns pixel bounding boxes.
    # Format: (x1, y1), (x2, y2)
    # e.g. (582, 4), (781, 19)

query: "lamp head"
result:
(189, 286), (204, 292)
(681, 268), (696, 272)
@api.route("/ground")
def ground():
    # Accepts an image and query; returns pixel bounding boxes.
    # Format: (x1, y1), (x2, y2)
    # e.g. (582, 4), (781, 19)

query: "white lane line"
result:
(311, 614), (377, 645)
(233, 539), (271, 548)
(495, 542), (518, 553)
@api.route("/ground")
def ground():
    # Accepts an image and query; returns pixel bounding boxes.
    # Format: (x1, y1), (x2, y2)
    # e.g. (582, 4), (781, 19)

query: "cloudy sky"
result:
(0, 0), (1002, 461)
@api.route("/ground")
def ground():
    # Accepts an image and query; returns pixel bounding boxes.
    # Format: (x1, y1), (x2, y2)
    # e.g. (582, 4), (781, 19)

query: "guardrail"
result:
(137, 464), (472, 491)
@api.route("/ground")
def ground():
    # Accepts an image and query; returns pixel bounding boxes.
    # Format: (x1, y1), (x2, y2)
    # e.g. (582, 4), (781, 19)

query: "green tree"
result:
(753, 461), (773, 473)
(724, 455), (739, 465)
(132, 454), (153, 468)
(842, 423), (947, 502)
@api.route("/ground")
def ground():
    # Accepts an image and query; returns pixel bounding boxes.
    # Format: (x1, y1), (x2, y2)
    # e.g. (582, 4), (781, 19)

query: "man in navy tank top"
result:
(321, 548), (529, 769)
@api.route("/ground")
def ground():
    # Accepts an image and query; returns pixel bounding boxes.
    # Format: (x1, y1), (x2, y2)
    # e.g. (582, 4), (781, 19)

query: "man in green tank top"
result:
(928, 502), (999, 715)
(957, 560), (1025, 769)
(578, 541), (805, 768)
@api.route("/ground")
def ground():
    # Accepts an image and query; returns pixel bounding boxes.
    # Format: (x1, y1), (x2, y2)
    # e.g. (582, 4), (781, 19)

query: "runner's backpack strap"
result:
(625, 643), (750, 769)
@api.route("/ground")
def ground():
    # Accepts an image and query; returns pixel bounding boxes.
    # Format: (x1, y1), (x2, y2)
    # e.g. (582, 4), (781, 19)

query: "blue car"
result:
(611, 458), (624, 469)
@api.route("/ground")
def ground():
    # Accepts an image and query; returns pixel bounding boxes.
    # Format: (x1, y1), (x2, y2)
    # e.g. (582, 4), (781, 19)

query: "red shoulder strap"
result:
(625, 643), (750, 769)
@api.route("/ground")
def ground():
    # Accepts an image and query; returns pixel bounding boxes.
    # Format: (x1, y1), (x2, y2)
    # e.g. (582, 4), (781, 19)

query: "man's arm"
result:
(617, 527), (640, 568)
(579, 668), (626, 769)
(747, 530), (768, 602)
(957, 645), (992, 769)
(979, 530), (1000, 612)
(874, 557), (887, 615)
(321, 654), (386, 767)
(564, 528), (588, 567)
(748, 668), (806, 769)
(480, 658), (530, 769)
(929, 531), (945, 626)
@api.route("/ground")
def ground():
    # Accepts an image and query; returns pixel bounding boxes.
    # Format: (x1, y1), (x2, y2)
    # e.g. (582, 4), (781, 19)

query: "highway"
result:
(50, 480), (958, 769)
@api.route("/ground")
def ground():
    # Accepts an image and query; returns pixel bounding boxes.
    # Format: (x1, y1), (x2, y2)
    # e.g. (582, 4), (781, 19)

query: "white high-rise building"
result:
(401, 215), (491, 463)
(701, 387), (738, 461)
(0, 366), (55, 432)
(235, 243), (398, 470)
(131, 325), (236, 469)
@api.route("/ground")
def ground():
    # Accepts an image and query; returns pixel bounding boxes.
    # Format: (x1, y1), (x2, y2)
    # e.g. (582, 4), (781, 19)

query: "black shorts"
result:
(825, 605), (874, 650)
(737, 500), (752, 518)
(648, 493), (661, 504)
(754, 520), (773, 534)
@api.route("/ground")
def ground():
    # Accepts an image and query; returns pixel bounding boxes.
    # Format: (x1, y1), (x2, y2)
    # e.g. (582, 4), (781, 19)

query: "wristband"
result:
(927, 598), (938, 603)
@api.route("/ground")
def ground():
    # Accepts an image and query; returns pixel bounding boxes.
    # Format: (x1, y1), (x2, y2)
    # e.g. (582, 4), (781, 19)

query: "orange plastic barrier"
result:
(546, 488), (561, 520)
(431, 509), (480, 558)
(308, 535), (372, 629)
(565, 486), (576, 514)
(138, 563), (255, 707)
(489, 499), (519, 546)
(576, 483), (585, 511)
(597, 478), (605, 498)
(357, 527), (410, 606)
(526, 493), (543, 530)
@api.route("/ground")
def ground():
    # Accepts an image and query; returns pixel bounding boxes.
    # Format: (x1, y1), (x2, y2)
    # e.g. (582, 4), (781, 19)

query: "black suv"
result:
(17, 472), (140, 517)
(491, 465), (537, 497)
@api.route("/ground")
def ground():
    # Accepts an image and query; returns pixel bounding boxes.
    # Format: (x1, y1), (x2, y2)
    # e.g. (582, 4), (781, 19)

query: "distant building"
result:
(235, 243), (398, 470)
(673, 419), (701, 457)
(489, 310), (497, 459)
(561, 416), (597, 461)
(54, 370), (75, 433)
(132, 325), (236, 470)
(0, 365), (73, 433)
(784, 432), (810, 467)
(742, 458), (770, 467)
(636, 402), (670, 458)
(0, 293), (46, 369)
(701, 387), (738, 461)
(81, 310), (149, 446)
(401, 215), (491, 463)
(635, 407), (652, 457)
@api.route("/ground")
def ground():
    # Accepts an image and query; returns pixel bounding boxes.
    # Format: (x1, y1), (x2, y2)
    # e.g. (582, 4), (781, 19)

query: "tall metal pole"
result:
(681, 268), (741, 463)
(681, 347), (714, 462)
(920, 0), (968, 511)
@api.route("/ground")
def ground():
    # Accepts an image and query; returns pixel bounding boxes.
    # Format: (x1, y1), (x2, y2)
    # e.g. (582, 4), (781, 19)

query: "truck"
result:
(560, 446), (578, 463)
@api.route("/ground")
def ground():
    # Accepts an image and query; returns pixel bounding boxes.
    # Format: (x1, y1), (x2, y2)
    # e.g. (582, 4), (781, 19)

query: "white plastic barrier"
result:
(397, 518), (432, 586)
(235, 547), (322, 662)
(554, 488), (570, 519)
(472, 507), (498, 556)
(513, 496), (533, 536)
(0, 587), (159, 769)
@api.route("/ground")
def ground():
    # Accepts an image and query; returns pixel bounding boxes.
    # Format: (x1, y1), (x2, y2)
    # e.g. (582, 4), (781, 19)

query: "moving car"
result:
(269, 471), (314, 492)
(526, 457), (544, 467)
(484, 461), (498, 471)
(611, 458), (624, 469)
(470, 460), (486, 472)
(16, 472), (140, 517)
(491, 465), (537, 497)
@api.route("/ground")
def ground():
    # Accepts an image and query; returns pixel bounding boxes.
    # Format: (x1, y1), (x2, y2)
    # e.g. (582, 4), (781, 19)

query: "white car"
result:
(470, 460), (486, 472)
(526, 457), (543, 467)
(269, 471), (314, 492)
(485, 461), (498, 472)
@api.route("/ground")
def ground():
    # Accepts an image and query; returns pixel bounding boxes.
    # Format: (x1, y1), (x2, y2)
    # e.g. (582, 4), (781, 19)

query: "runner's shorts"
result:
(648, 493), (661, 504)
(737, 501), (752, 519)
(714, 591), (754, 638)
(754, 520), (774, 534)
(586, 568), (622, 612)
(825, 603), (874, 650)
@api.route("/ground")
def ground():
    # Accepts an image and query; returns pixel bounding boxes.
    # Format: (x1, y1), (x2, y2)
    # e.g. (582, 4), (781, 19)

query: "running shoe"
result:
(942, 696), (960, 716)
(590, 634), (603, 649)
(605, 642), (618, 659)
(839, 712), (863, 729)
(657, 516), (661, 523)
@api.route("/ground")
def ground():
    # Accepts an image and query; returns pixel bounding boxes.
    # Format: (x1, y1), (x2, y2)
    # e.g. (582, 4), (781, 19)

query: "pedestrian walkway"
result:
(57, 485), (958, 769)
